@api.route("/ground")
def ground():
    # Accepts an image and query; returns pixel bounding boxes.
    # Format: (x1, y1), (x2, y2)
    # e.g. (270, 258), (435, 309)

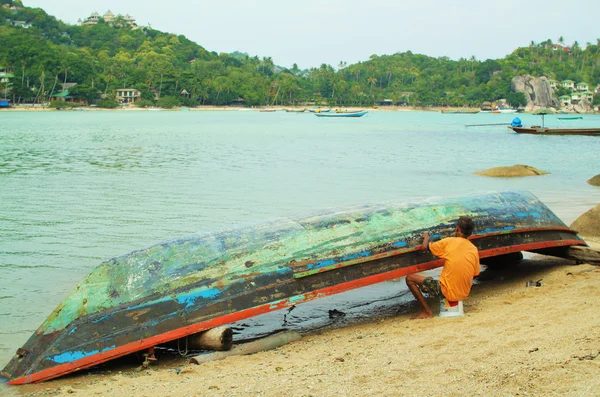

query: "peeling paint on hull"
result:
(1, 191), (586, 384)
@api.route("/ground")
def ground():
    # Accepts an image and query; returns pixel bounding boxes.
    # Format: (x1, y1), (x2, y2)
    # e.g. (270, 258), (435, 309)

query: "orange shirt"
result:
(429, 237), (480, 301)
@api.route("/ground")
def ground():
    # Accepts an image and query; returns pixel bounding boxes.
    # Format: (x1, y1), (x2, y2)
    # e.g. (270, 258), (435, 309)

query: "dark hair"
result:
(457, 216), (474, 237)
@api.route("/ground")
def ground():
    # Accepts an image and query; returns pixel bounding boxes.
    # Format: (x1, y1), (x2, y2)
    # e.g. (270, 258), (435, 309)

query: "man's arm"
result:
(421, 232), (430, 251)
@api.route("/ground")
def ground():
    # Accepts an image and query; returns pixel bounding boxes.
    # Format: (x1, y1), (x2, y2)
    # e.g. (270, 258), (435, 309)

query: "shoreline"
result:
(2, 105), (596, 114)
(8, 238), (600, 397)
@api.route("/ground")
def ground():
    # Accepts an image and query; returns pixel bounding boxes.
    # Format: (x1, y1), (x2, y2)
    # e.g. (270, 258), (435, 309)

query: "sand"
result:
(8, 239), (598, 397)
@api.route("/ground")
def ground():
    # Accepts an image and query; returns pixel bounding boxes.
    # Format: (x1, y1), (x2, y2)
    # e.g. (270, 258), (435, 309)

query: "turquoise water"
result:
(0, 110), (599, 371)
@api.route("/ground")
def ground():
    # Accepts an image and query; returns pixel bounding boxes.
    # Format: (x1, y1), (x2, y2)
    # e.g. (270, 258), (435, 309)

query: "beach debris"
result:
(572, 352), (599, 361)
(529, 347), (539, 353)
(474, 164), (549, 177)
(328, 309), (346, 319)
(526, 279), (542, 287)
(189, 331), (302, 365)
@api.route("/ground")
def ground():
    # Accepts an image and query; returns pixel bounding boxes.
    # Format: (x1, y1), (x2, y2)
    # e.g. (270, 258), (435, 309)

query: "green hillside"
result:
(1, 0), (599, 108)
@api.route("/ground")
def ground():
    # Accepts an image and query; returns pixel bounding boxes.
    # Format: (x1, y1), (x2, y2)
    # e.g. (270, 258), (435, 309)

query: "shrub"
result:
(97, 99), (119, 109)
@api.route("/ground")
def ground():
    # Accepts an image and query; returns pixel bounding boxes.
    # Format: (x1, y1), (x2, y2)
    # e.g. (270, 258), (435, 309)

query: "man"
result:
(405, 216), (480, 319)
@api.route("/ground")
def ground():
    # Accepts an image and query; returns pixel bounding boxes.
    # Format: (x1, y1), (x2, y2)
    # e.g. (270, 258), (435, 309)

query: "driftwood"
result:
(189, 331), (302, 365)
(188, 326), (233, 351)
(566, 246), (600, 264)
(164, 326), (233, 352)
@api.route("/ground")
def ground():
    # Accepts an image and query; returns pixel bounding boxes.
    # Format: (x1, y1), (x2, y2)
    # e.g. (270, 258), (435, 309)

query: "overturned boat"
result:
(1, 191), (590, 384)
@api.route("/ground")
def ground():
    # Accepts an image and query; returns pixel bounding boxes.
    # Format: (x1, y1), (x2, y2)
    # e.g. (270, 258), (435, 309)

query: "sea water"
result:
(1, 110), (599, 370)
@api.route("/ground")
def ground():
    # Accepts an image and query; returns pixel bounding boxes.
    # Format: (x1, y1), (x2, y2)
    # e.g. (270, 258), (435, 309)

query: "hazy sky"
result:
(24, 0), (600, 69)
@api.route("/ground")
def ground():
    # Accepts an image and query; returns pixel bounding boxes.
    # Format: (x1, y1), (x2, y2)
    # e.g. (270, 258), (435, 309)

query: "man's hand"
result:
(421, 232), (430, 251)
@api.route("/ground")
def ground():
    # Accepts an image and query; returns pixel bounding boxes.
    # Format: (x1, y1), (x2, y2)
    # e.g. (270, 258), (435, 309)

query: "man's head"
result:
(456, 216), (474, 238)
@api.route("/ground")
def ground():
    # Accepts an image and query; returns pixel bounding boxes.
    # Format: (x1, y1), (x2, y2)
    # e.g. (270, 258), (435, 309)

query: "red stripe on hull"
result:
(7, 238), (585, 385)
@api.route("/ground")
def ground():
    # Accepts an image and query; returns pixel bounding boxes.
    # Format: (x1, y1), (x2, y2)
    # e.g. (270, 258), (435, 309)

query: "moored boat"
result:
(509, 126), (600, 136)
(491, 108), (517, 114)
(315, 110), (368, 118)
(441, 108), (480, 114)
(1, 191), (589, 384)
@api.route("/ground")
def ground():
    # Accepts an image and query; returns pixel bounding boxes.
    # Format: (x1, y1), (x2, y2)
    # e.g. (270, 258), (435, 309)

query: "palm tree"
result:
(367, 76), (377, 96)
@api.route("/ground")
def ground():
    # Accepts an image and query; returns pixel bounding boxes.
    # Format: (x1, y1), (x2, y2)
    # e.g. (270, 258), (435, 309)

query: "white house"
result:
(116, 88), (141, 103)
(561, 80), (575, 90)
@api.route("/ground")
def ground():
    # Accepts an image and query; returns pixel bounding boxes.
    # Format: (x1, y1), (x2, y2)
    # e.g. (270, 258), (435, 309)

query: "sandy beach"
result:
(6, 237), (597, 397)
(0, 104), (437, 113)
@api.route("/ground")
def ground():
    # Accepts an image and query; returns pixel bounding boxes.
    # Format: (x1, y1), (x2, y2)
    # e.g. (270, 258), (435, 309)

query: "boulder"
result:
(570, 205), (600, 237)
(588, 174), (600, 186)
(511, 75), (559, 112)
(474, 164), (549, 177)
(573, 98), (593, 114)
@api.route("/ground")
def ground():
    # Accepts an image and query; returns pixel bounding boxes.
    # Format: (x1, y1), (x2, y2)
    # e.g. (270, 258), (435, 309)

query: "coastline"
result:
(0, 105), (443, 113)
(9, 238), (599, 397)
(2, 105), (595, 114)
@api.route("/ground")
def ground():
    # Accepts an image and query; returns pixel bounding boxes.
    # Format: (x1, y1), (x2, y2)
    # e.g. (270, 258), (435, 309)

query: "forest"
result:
(2, 0), (600, 108)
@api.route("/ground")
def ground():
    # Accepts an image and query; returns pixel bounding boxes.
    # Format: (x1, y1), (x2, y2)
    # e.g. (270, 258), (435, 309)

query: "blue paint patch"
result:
(49, 345), (115, 364)
(177, 288), (222, 308)
(516, 212), (527, 217)
(393, 241), (407, 248)
(288, 295), (305, 304)
(430, 234), (442, 239)
(307, 259), (336, 270)
(306, 250), (371, 271)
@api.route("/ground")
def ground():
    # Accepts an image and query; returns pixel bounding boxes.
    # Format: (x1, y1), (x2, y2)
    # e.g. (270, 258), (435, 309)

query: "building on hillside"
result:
(82, 12), (101, 25)
(576, 82), (589, 91)
(116, 88), (141, 103)
(561, 80), (575, 90)
(570, 92), (582, 103)
(559, 95), (571, 107)
(79, 10), (137, 28)
(103, 10), (115, 23)
(547, 79), (557, 89)
(11, 20), (31, 28)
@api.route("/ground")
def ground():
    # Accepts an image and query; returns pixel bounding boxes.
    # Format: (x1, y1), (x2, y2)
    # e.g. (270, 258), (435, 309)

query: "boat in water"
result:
(491, 107), (518, 114)
(509, 126), (600, 136)
(315, 110), (368, 118)
(509, 114), (599, 136)
(0, 191), (589, 384)
(440, 108), (480, 114)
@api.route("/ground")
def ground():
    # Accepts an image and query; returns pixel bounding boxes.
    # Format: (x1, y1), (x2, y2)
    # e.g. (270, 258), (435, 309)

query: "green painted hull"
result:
(1, 191), (585, 384)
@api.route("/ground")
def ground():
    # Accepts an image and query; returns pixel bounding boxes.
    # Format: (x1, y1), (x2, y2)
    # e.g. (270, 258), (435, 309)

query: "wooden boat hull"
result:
(509, 126), (600, 136)
(315, 111), (368, 118)
(1, 191), (586, 384)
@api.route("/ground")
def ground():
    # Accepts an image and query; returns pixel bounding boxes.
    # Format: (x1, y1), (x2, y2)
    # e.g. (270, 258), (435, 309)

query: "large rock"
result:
(588, 174), (600, 186)
(474, 164), (549, 177)
(573, 98), (593, 114)
(570, 205), (600, 237)
(511, 75), (559, 111)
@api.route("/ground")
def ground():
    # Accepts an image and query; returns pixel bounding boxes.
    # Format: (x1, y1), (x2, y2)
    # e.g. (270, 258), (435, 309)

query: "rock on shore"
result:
(474, 164), (549, 177)
(588, 174), (600, 186)
(570, 205), (600, 237)
(511, 75), (558, 112)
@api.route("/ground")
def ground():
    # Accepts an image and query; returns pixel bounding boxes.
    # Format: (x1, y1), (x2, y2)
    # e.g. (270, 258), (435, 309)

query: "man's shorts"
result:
(419, 277), (442, 297)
